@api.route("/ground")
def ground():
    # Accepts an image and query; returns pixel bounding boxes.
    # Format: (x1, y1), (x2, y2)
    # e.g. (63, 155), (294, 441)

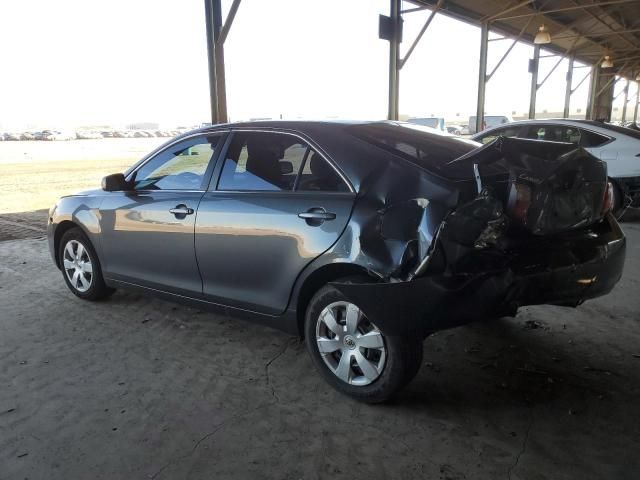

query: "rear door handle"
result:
(169, 205), (194, 216)
(298, 211), (336, 220)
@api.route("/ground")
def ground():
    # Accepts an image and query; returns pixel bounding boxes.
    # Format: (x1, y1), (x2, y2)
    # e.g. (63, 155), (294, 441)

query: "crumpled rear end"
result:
(330, 137), (626, 337)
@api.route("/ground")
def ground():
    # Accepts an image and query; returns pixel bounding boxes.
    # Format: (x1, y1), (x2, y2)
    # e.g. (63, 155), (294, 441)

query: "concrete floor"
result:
(1, 214), (639, 480)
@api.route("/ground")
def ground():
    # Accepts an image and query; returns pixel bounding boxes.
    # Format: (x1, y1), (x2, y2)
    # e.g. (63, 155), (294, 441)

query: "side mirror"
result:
(280, 161), (293, 175)
(102, 173), (129, 191)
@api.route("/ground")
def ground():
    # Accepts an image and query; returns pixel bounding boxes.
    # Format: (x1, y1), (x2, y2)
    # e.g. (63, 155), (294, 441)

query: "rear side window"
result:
(523, 125), (581, 144)
(297, 151), (349, 192)
(580, 129), (611, 148)
(216, 132), (349, 192)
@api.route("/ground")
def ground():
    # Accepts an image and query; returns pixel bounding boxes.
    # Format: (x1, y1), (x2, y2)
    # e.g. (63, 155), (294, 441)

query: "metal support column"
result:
(387, 0), (401, 120)
(634, 82), (640, 123)
(586, 65), (598, 119)
(528, 45), (540, 119)
(621, 79), (629, 122)
(212, 0), (228, 123)
(204, 0), (230, 124)
(475, 22), (488, 133)
(563, 55), (574, 118)
(204, 0), (218, 124)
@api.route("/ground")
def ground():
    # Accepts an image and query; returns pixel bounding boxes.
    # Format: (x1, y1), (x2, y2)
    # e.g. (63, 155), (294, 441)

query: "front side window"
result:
(217, 131), (349, 192)
(133, 135), (220, 190)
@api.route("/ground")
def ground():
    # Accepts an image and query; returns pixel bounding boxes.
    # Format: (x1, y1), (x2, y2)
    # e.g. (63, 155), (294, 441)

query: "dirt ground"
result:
(1, 140), (639, 479)
(0, 139), (165, 214)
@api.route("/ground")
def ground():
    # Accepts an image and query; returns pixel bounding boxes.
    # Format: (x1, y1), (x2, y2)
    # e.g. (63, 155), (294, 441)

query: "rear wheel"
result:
(305, 282), (423, 403)
(59, 228), (113, 301)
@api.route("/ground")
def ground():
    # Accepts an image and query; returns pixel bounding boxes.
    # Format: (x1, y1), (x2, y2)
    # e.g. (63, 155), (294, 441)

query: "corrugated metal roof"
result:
(409, 0), (640, 79)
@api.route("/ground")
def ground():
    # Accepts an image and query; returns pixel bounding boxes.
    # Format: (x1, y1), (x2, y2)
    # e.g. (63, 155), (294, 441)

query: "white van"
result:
(468, 115), (513, 134)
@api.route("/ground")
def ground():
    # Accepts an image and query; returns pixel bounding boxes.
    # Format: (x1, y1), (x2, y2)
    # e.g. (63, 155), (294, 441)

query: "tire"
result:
(58, 227), (114, 301)
(304, 281), (423, 403)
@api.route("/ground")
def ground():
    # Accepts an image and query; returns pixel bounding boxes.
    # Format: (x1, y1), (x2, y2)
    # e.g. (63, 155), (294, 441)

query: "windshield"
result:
(602, 123), (640, 140)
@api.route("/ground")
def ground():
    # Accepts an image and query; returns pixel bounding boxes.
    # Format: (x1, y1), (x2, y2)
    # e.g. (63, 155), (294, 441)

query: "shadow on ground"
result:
(0, 212), (639, 479)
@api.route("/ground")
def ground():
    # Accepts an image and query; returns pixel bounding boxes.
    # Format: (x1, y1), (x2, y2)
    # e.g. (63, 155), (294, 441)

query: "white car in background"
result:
(472, 119), (640, 213)
(42, 130), (75, 141)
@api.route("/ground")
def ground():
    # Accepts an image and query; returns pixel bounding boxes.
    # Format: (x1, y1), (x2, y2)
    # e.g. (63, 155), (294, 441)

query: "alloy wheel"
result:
(315, 301), (386, 386)
(63, 239), (93, 293)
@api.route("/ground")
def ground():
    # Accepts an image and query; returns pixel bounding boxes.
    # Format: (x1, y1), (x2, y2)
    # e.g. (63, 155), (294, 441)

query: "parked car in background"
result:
(76, 130), (103, 139)
(472, 119), (640, 213)
(468, 115), (513, 134)
(48, 120), (625, 402)
(446, 125), (463, 135)
(42, 131), (74, 141)
(408, 117), (446, 132)
(4, 132), (21, 141)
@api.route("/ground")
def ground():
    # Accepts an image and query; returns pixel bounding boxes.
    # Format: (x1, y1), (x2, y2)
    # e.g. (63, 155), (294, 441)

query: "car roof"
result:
(187, 119), (372, 136)
(475, 118), (612, 135)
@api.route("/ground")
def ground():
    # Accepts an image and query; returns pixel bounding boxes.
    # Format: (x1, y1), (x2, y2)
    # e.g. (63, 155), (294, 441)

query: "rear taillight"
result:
(506, 182), (532, 224)
(602, 181), (614, 214)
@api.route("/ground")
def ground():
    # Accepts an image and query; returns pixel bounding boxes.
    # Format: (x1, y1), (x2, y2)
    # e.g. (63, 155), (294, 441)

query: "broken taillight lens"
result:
(506, 182), (532, 224)
(601, 181), (614, 214)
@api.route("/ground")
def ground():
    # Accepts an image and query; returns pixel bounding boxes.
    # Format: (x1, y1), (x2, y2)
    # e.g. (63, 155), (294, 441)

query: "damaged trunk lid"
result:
(448, 136), (608, 235)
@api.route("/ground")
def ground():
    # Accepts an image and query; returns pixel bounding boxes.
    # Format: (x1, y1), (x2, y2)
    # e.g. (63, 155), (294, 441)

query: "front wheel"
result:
(304, 283), (423, 403)
(59, 228), (114, 301)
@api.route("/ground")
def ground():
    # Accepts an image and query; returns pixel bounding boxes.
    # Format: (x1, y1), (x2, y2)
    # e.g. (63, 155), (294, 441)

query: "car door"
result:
(195, 130), (355, 315)
(99, 133), (225, 295)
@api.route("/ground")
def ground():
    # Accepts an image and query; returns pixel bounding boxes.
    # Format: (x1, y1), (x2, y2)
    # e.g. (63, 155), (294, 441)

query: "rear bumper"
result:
(332, 213), (626, 337)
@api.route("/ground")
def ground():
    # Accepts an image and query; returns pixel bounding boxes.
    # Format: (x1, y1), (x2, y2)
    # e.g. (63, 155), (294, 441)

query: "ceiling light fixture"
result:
(601, 56), (614, 68)
(534, 25), (551, 44)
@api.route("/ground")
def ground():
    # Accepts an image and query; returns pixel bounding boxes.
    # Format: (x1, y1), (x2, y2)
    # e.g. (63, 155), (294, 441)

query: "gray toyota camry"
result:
(48, 121), (626, 402)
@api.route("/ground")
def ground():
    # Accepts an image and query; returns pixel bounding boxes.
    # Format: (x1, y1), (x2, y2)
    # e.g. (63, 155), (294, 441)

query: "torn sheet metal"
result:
(329, 137), (621, 337)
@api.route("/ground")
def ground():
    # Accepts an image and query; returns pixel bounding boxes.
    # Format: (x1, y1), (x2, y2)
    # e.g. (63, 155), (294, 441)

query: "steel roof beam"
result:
(400, 0), (443, 69)
(570, 0), (638, 51)
(492, 0), (638, 22)
(483, 0), (535, 22)
(552, 28), (640, 41)
(217, 0), (242, 46)
(486, 15), (534, 81)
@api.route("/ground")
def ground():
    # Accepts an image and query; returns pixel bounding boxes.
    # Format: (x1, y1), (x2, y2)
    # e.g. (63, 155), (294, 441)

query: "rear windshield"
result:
(347, 122), (480, 178)
(601, 123), (640, 140)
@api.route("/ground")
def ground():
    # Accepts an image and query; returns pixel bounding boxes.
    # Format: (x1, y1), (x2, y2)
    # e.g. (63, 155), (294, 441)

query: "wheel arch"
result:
(54, 221), (89, 268)
(295, 262), (376, 338)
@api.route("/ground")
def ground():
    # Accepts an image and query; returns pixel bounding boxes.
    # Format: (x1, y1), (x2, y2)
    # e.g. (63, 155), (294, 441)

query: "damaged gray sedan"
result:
(48, 121), (626, 402)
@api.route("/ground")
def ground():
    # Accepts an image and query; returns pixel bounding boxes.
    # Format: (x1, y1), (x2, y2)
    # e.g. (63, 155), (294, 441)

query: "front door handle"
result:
(169, 205), (194, 216)
(298, 211), (336, 220)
